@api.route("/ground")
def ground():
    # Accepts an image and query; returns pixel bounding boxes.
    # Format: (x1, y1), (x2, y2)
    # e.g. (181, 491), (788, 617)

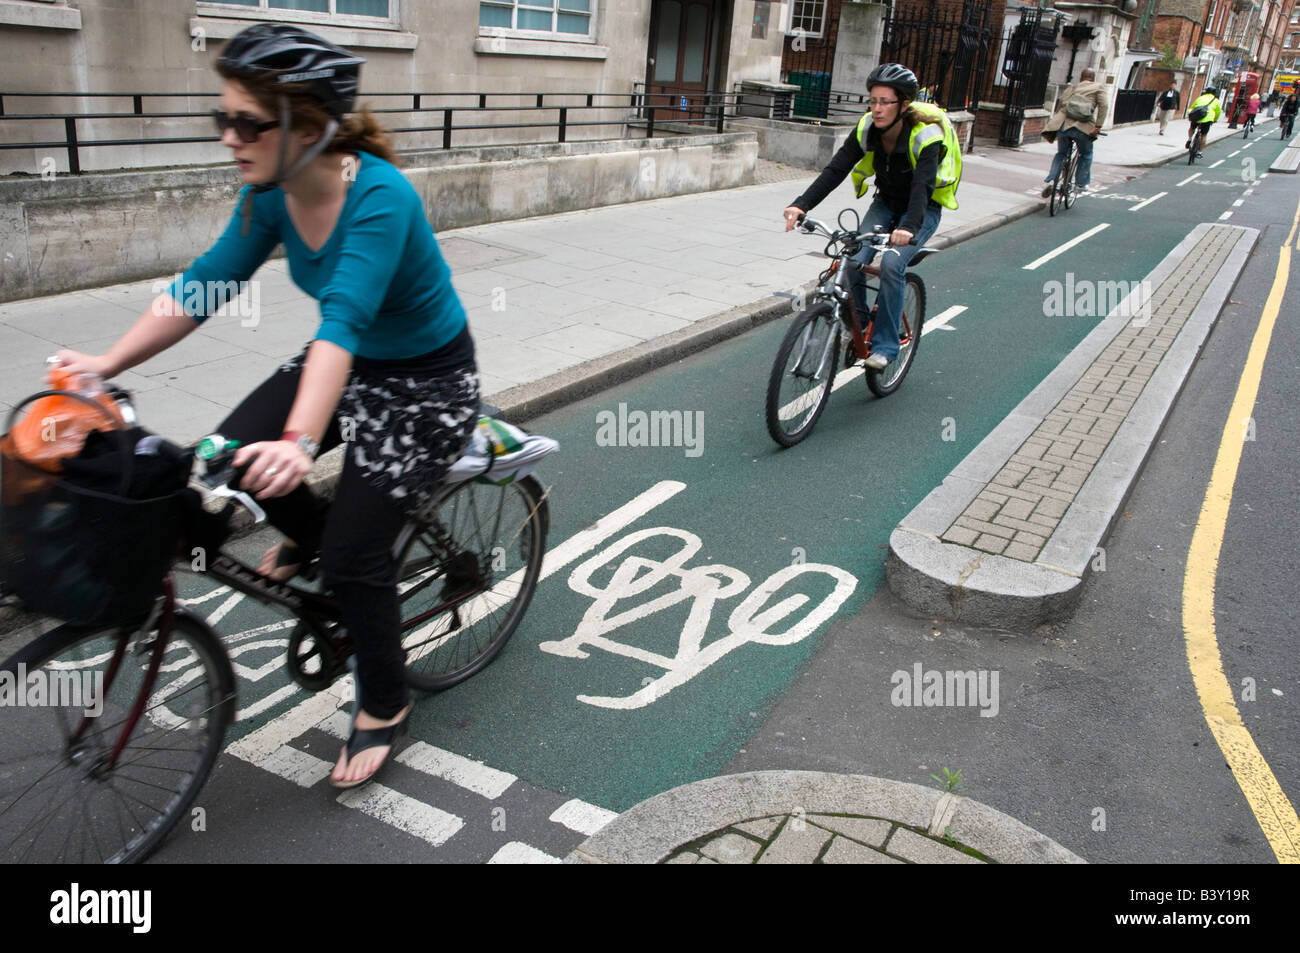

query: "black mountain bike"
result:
(0, 388), (550, 863)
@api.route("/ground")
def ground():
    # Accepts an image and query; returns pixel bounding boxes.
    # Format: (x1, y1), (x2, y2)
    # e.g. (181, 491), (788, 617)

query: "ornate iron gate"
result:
(880, 0), (995, 112)
(999, 8), (1059, 145)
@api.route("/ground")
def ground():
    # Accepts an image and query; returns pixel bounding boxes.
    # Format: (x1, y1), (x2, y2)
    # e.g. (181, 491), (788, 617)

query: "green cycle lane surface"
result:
(181, 137), (1258, 815)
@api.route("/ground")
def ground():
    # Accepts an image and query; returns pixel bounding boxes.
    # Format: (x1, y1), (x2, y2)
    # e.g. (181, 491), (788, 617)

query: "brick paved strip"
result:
(937, 225), (1243, 564)
(887, 223), (1257, 628)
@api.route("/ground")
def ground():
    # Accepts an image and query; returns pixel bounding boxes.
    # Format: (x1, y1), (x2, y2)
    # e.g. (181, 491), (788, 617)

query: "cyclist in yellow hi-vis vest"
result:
(783, 64), (960, 370)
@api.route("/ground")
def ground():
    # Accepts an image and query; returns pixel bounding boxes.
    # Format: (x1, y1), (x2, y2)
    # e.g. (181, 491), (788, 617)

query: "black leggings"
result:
(219, 366), (411, 720)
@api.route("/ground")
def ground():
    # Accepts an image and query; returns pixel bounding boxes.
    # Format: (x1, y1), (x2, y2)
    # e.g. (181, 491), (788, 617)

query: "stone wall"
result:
(0, 132), (758, 302)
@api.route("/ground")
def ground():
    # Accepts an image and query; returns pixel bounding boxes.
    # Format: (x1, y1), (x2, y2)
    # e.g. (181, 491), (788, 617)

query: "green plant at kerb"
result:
(930, 767), (964, 792)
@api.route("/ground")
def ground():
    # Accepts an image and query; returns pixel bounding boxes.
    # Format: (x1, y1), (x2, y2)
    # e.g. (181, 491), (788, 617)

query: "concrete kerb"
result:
(886, 222), (1259, 630)
(565, 770), (1086, 864)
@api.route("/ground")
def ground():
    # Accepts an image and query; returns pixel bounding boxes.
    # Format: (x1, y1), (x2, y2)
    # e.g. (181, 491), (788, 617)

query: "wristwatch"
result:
(281, 430), (320, 460)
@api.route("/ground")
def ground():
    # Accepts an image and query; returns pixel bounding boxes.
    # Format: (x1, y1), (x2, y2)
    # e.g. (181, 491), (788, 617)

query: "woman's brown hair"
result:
(216, 64), (398, 165)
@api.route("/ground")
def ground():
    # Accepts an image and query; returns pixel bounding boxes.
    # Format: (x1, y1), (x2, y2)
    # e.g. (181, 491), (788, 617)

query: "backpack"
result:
(1188, 104), (1208, 124)
(1064, 91), (1097, 122)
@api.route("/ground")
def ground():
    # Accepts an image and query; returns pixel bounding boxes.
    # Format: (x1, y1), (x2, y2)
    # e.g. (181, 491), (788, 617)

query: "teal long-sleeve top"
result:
(169, 151), (467, 360)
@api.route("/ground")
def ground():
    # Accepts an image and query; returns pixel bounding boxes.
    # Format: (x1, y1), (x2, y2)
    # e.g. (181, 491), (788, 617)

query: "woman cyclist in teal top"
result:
(56, 24), (478, 789)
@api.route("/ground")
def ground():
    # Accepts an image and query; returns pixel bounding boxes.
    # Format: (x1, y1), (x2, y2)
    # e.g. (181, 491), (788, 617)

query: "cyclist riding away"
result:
(782, 63), (960, 371)
(1186, 86), (1222, 156)
(1041, 67), (1107, 197)
(53, 24), (480, 790)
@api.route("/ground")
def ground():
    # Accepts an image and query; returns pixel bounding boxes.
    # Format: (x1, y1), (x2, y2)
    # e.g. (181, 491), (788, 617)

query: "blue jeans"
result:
(1046, 127), (1094, 188)
(847, 200), (942, 362)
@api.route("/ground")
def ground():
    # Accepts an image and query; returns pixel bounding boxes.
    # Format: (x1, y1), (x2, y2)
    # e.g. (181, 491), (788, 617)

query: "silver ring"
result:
(266, 466), (279, 476)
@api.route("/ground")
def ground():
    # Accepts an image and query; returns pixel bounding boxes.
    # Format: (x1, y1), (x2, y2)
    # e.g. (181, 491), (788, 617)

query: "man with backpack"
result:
(1041, 68), (1108, 197)
(1185, 87), (1222, 157)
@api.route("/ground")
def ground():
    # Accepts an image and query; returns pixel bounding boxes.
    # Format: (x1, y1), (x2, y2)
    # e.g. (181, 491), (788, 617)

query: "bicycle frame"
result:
(797, 220), (898, 362)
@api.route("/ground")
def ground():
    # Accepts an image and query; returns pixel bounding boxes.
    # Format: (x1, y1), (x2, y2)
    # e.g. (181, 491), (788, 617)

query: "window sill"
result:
(190, 16), (417, 51)
(474, 36), (608, 60)
(0, 0), (81, 29)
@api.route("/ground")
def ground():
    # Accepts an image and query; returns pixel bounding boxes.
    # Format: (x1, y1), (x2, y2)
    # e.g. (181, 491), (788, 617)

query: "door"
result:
(646, 0), (718, 120)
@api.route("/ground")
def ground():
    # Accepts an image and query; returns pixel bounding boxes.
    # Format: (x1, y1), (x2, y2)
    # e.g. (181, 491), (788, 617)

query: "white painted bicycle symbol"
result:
(539, 526), (857, 709)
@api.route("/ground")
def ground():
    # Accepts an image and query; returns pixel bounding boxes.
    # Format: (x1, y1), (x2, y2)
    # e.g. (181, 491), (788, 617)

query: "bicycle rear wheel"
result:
(1063, 146), (1078, 209)
(867, 273), (925, 398)
(1049, 146), (1070, 216)
(0, 609), (235, 863)
(397, 475), (547, 692)
(766, 303), (840, 447)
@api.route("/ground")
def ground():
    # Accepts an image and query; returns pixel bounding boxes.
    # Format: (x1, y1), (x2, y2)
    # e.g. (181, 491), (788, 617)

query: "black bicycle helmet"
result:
(866, 63), (920, 103)
(218, 23), (365, 119)
(1203, 86), (1219, 98)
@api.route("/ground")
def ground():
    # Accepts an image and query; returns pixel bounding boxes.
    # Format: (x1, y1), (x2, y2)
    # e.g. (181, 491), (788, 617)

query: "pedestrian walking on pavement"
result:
(1156, 82), (1180, 135)
(1041, 67), (1107, 196)
(52, 23), (481, 791)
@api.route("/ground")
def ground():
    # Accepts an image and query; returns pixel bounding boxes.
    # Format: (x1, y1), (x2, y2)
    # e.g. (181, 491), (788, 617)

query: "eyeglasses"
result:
(868, 98), (900, 108)
(212, 109), (280, 143)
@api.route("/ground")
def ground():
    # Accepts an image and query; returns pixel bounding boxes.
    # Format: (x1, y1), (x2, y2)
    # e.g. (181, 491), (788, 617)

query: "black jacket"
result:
(790, 112), (943, 235)
(1158, 89), (1180, 111)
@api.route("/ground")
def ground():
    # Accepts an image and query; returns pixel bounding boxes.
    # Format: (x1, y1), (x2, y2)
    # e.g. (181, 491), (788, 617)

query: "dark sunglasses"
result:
(212, 109), (280, 143)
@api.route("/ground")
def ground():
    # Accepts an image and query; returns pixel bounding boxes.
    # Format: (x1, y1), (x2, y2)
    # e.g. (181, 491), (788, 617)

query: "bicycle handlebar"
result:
(796, 214), (917, 249)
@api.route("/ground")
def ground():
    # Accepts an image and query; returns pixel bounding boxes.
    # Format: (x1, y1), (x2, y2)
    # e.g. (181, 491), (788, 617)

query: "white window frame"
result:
(196, 0), (398, 32)
(478, 1), (598, 43)
(787, 0), (826, 39)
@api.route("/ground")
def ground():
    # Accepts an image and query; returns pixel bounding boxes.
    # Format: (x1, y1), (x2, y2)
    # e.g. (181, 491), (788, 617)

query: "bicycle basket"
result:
(1, 393), (191, 626)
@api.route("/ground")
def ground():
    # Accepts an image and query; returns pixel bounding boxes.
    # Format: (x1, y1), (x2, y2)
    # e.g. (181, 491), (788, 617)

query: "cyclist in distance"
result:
(53, 24), (479, 789)
(782, 63), (961, 370)
(1185, 86), (1222, 156)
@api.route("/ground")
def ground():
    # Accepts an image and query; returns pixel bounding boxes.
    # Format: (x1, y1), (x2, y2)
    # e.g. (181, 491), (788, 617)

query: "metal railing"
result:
(631, 84), (738, 135)
(0, 89), (708, 174)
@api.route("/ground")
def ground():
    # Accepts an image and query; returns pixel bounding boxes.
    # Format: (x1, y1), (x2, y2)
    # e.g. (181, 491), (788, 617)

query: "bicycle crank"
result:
(286, 621), (350, 692)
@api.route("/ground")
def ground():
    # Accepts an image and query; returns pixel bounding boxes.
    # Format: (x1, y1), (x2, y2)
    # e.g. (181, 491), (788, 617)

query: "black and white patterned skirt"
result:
(281, 348), (480, 516)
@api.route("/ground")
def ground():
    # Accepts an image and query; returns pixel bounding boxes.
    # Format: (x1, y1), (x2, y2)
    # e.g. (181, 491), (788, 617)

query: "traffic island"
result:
(565, 770), (1084, 864)
(887, 222), (1258, 629)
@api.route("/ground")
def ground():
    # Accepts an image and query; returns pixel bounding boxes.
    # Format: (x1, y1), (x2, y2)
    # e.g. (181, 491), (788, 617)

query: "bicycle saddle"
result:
(861, 246), (939, 276)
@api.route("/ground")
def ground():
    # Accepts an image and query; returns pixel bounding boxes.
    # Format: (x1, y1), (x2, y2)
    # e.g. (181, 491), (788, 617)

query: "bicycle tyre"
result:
(0, 608), (235, 864)
(765, 303), (839, 447)
(1063, 145), (1078, 209)
(397, 475), (547, 692)
(1188, 129), (1200, 165)
(1049, 158), (1063, 216)
(867, 273), (925, 398)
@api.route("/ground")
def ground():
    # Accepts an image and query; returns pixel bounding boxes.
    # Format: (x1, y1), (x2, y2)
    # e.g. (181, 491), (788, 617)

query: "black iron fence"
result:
(632, 84), (739, 133)
(0, 89), (687, 174)
(881, 0), (997, 113)
(997, 9), (1059, 145)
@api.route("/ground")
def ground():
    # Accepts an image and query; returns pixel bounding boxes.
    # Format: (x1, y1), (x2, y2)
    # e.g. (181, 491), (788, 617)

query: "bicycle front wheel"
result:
(0, 609), (235, 863)
(766, 303), (840, 447)
(397, 475), (548, 692)
(867, 273), (925, 398)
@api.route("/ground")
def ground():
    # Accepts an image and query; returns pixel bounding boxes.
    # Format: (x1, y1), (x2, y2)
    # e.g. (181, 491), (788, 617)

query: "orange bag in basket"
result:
(7, 367), (125, 473)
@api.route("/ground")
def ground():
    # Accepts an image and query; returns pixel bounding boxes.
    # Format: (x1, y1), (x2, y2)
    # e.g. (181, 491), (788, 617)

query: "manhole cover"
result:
(436, 236), (528, 271)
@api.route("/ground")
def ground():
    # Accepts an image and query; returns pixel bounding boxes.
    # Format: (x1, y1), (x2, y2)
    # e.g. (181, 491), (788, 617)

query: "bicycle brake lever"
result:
(206, 483), (267, 524)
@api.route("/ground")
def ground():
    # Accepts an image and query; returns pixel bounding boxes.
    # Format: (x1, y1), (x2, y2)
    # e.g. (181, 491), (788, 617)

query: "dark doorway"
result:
(646, 0), (719, 118)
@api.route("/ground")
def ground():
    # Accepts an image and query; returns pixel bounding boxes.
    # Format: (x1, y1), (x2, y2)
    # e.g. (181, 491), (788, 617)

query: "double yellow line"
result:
(1181, 198), (1300, 862)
